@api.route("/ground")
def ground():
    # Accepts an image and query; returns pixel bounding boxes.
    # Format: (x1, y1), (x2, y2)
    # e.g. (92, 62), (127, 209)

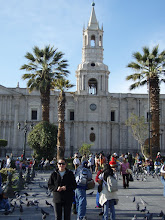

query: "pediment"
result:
(0, 85), (22, 96)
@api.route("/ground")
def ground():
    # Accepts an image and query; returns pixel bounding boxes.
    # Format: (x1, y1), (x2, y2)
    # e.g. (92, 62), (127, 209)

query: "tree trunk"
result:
(150, 75), (160, 159)
(57, 91), (66, 160)
(40, 89), (50, 122)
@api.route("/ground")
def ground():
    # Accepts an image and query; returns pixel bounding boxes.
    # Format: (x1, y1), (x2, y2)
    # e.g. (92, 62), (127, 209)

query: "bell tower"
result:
(76, 2), (110, 95)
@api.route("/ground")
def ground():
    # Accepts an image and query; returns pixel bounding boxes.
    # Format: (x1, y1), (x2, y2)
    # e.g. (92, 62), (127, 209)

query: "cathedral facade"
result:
(0, 5), (165, 157)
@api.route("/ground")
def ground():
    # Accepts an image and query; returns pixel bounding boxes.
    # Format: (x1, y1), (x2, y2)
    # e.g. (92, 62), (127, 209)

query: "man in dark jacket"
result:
(48, 158), (77, 220)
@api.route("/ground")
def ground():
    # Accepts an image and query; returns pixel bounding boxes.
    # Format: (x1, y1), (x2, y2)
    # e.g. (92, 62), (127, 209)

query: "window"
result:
(31, 110), (37, 120)
(91, 63), (95, 67)
(88, 78), (97, 95)
(85, 35), (87, 46)
(91, 35), (95, 47)
(70, 111), (74, 121)
(111, 111), (115, 122)
(90, 133), (95, 142)
(99, 35), (102, 46)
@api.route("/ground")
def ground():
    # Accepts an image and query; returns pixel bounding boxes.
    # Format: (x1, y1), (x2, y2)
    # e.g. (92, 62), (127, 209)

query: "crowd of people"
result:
(0, 151), (165, 219)
(47, 151), (165, 220)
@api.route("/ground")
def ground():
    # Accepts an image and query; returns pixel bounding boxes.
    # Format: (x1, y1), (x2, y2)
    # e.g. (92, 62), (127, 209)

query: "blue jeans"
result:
(0, 199), (10, 210)
(75, 188), (86, 219)
(161, 176), (165, 197)
(103, 199), (115, 220)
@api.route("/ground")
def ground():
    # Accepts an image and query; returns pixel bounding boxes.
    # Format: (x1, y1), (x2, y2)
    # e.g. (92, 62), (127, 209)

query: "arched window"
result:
(91, 35), (95, 47)
(85, 35), (87, 46)
(90, 133), (95, 142)
(88, 78), (97, 95)
(99, 35), (102, 46)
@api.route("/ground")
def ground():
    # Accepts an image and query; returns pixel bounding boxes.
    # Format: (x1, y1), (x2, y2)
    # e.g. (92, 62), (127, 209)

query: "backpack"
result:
(76, 168), (88, 186)
(106, 175), (118, 192)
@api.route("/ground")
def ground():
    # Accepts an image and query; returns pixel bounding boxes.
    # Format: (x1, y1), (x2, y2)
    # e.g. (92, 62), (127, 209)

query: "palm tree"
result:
(54, 78), (74, 160)
(20, 45), (69, 122)
(126, 45), (165, 158)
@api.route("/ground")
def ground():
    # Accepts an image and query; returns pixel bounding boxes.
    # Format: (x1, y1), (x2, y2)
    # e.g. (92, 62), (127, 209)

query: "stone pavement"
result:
(0, 170), (165, 220)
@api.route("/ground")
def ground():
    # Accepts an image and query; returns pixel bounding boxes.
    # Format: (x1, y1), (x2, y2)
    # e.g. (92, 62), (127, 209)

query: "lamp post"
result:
(148, 58), (152, 156)
(17, 120), (34, 160)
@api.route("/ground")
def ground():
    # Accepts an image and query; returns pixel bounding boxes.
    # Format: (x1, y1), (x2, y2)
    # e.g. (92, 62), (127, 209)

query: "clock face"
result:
(90, 103), (97, 111)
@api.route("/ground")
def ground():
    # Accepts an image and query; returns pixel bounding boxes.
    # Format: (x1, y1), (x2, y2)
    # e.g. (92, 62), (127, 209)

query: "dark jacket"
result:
(48, 168), (77, 203)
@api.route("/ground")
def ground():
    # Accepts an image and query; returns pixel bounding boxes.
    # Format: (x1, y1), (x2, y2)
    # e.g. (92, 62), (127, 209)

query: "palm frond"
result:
(25, 52), (35, 62)
(127, 62), (141, 70)
(142, 46), (150, 57)
(126, 73), (142, 81)
(152, 45), (159, 57)
(132, 52), (142, 63)
(129, 80), (147, 90)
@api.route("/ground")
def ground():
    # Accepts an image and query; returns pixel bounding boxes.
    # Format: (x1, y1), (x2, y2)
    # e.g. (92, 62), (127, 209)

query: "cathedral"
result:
(0, 4), (165, 157)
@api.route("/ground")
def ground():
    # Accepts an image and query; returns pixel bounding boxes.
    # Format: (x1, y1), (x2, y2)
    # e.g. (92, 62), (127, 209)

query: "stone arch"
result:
(91, 35), (95, 47)
(88, 78), (97, 95)
(99, 35), (102, 46)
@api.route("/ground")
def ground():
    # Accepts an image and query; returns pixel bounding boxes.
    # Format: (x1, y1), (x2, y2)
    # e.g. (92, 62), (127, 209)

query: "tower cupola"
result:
(82, 3), (103, 63)
(76, 3), (110, 95)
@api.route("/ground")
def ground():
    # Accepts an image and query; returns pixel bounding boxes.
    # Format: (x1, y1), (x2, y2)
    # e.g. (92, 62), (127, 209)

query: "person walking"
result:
(81, 154), (88, 163)
(120, 155), (130, 189)
(75, 161), (92, 220)
(73, 155), (80, 170)
(95, 154), (100, 173)
(5, 155), (11, 168)
(98, 164), (118, 220)
(95, 167), (104, 216)
(160, 160), (165, 197)
(48, 158), (77, 220)
(88, 154), (94, 173)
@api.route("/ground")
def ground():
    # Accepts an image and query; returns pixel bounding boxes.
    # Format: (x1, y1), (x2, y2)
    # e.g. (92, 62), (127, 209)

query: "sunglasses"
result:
(58, 162), (65, 165)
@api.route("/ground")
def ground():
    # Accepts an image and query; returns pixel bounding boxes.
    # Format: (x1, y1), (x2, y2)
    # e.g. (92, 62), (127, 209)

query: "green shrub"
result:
(79, 143), (92, 156)
(0, 168), (16, 182)
(27, 121), (58, 160)
(0, 139), (7, 147)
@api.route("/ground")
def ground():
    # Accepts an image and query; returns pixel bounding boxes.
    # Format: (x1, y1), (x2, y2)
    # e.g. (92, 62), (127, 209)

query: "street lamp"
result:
(148, 58), (152, 156)
(17, 120), (34, 160)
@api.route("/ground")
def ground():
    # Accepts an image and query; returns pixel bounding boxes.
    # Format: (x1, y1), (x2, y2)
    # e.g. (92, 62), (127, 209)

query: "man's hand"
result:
(61, 186), (66, 191)
(57, 186), (66, 191)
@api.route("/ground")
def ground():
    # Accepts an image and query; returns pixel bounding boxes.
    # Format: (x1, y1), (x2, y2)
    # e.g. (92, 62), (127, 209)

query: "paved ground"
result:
(0, 170), (165, 220)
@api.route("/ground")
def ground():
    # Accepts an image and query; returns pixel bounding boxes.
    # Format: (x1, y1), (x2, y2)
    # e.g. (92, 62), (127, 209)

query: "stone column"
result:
(99, 97), (102, 121)
(98, 123), (101, 150)
(13, 97), (20, 147)
(8, 122), (11, 150)
(106, 123), (110, 153)
(74, 123), (78, 151)
(4, 96), (7, 121)
(84, 97), (87, 122)
(0, 96), (2, 120)
(83, 123), (86, 143)
(9, 96), (12, 121)
(74, 95), (78, 150)
(67, 123), (71, 151)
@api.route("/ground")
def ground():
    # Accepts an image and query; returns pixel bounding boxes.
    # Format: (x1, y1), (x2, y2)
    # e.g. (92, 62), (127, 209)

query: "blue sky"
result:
(1, 0), (165, 94)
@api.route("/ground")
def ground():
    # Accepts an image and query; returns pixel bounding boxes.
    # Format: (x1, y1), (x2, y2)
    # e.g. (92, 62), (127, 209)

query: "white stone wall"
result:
(0, 87), (165, 157)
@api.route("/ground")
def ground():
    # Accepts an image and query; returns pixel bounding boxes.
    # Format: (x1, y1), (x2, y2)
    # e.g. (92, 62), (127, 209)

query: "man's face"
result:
(57, 160), (66, 172)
